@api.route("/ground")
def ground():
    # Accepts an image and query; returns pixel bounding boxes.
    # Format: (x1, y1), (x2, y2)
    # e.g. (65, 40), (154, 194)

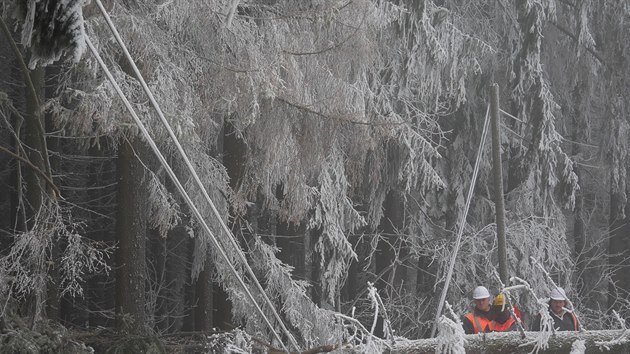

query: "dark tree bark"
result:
(45, 64), (62, 323)
(194, 264), (214, 331)
(608, 185), (630, 308)
(21, 64), (52, 329)
(161, 226), (190, 333)
(0, 23), (16, 254)
(22, 66), (46, 226)
(87, 142), (117, 329)
(571, 82), (588, 289)
(115, 139), (148, 334)
(376, 190), (404, 293)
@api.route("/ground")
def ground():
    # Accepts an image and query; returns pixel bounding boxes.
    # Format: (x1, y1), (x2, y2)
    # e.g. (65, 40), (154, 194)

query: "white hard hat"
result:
(550, 287), (567, 301)
(472, 286), (490, 299)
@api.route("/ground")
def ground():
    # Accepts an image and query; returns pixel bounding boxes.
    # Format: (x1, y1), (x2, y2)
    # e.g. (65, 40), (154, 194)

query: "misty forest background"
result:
(1, 0), (630, 351)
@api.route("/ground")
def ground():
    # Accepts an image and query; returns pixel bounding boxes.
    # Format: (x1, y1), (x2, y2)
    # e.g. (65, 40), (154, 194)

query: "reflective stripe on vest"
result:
(465, 312), (495, 334)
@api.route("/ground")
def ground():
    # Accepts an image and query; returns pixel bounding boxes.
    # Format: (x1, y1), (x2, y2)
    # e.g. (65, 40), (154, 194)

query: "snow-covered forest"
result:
(1, 0), (630, 353)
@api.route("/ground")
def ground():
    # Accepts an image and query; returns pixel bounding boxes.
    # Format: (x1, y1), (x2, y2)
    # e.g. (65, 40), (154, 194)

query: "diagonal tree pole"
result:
(490, 83), (508, 284)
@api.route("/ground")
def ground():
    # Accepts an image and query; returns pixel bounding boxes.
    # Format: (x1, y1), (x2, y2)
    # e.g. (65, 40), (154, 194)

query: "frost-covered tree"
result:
(0, 1), (110, 333)
(4, 0), (630, 351)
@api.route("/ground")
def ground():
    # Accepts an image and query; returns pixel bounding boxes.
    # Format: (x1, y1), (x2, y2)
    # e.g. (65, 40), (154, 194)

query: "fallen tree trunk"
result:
(388, 330), (630, 354)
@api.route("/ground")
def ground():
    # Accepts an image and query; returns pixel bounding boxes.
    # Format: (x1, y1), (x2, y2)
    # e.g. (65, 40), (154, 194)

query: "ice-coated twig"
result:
(435, 301), (466, 354)
(445, 301), (462, 325)
(613, 310), (628, 331)
(367, 283), (380, 342)
(510, 276), (555, 353)
(594, 310), (630, 350)
(369, 282), (395, 345)
(334, 313), (390, 349)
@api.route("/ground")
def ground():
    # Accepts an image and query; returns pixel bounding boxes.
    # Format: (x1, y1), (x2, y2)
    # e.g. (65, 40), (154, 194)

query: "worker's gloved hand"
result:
(491, 293), (511, 323)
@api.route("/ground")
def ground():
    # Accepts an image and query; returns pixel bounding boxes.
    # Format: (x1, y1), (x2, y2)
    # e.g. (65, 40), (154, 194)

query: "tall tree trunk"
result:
(376, 190), (404, 294)
(572, 168), (586, 279)
(155, 225), (189, 333)
(115, 139), (147, 334)
(570, 91), (587, 289)
(608, 173), (630, 308)
(22, 65), (50, 329)
(608, 182), (630, 308)
(0, 30), (15, 253)
(303, 226), (317, 302)
(87, 142), (117, 329)
(23, 66), (46, 226)
(194, 265), (214, 331)
(403, 225), (419, 296)
(45, 64), (61, 323)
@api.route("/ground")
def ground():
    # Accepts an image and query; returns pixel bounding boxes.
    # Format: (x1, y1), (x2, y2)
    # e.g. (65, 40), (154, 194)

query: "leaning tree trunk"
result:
(388, 330), (630, 354)
(115, 138), (148, 334)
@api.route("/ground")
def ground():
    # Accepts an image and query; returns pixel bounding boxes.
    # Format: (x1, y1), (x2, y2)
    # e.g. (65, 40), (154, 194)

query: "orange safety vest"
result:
(464, 312), (495, 334)
(568, 312), (578, 330)
(494, 305), (522, 332)
(494, 316), (515, 331)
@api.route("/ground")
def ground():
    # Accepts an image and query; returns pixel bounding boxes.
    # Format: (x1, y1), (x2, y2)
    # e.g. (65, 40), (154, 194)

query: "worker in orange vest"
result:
(461, 286), (495, 334)
(491, 292), (522, 331)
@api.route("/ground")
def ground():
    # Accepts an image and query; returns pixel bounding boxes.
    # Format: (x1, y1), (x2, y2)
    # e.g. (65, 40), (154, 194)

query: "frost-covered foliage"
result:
(531, 299), (555, 352)
(507, 0), (580, 215)
(43, 0), (500, 344)
(0, 201), (110, 319)
(237, 237), (343, 348)
(59, 229), (111, 298)
(435, 302), (465, 354)
(439, 212), (575, 316)
(9, 0), (89, 68)
(0, 323), (94, 354)
(311, 147), (365, 303)
(206, 329), (252, 354)
(146, 170), (181, 238)
(570, 339), (586, 354)
(23, 0), (630, 345)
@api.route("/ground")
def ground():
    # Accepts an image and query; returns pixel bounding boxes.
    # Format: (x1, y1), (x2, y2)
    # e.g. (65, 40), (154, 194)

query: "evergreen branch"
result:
(0, 12), (55, 193)
(0, 15), (42, 110)
(283, 4), (366, 56)
(197, 54), (260, 73)
(0, 144), (61, 199)
(276, 96), (403, 127)
(550, 21), (608, 68)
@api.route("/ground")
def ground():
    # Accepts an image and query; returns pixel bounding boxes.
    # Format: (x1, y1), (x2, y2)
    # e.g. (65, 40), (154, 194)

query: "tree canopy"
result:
(1, 0), (630, 353)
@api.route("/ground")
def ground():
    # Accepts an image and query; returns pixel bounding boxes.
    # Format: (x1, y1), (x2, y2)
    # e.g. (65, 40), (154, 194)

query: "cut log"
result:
(389, 330), (630, 354)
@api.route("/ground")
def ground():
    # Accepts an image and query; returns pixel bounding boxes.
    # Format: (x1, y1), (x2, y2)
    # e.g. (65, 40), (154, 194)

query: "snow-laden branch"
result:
(510, 276), (555, 352)
(435, 302), (466, 354)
